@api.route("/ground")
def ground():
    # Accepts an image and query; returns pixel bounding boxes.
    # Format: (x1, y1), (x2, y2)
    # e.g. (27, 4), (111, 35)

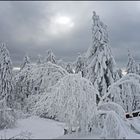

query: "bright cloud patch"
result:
(48, 15), (74, 35)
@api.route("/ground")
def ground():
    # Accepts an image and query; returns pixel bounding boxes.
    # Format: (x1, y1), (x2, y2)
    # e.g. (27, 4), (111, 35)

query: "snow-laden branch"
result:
(99, 73), (140, 106)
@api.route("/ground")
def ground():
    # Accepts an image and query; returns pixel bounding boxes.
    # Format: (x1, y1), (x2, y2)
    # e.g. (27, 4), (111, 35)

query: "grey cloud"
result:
(0, 1), (140, 68)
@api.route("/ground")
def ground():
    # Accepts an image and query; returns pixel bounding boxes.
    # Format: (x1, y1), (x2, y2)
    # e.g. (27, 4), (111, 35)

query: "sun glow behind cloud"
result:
(54, 16), (74, 26)
(48, 14), (74, 36)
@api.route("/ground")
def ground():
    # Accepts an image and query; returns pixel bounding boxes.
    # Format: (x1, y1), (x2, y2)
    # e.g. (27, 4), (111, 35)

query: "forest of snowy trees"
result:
(1, 11), (140, 139)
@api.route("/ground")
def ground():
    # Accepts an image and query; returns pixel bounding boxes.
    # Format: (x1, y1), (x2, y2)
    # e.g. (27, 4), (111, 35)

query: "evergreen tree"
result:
(84, 11), (117, 102)
(126, 50), (137, 74)
(20, 54), (30, 71)
(45, 50), (56, 64)
(136, 64), (140, 75)
(37, 54), (42, 65)
(0, 43), (13, 107)
(75, 53), (85, 76)
(65, 62), (74, 74)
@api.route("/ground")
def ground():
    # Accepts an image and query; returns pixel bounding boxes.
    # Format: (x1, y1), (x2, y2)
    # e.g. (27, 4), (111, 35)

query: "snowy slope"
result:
(0, 116), (140, 139)
(0, 116), (64, 139)
(59, 117), (140, 139)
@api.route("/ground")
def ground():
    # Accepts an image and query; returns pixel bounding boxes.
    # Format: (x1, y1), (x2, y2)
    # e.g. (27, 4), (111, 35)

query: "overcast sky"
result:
(0, 1), (140, 68)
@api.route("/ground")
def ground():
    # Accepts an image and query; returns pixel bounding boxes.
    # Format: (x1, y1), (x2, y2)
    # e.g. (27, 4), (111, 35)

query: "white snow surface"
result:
(0, 115), (140, 139)
(0, 116), (64, 139)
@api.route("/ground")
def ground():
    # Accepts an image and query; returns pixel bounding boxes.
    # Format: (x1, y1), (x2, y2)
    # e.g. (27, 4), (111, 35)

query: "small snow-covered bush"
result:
(25, 94), (41, 114)
(101, 111), (128, 139)
(88, 110), (107, 135)
(0, 99), (16, 129)
(89, 102), (128, 138)
(101, 73), (140, 112)
(88, 110), (128, 139)
(98, 102), (126, 120)
(34, 73), (98, 133)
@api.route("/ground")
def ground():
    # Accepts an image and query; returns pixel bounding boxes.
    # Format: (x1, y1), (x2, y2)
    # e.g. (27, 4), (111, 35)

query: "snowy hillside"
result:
(0, 116), (64, 139)
(0, 116), (140, 139)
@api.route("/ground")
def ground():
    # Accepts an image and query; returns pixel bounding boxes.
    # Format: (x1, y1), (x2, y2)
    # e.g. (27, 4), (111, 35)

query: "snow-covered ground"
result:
(0, 116), (65, 139)
(0, 116), (140, 139)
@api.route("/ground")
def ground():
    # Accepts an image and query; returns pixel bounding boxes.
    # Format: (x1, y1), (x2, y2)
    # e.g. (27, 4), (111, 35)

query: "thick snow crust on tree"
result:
(65, 62), (74, 74)
(88, 110), (128, 139)
(74, 54), (85, 75)
(126, 50), (140, 76)
(58, 60), (74, 74)
(36, 54), (42, 65)
(101, 73), (140, 112)
(87, 101), (128, 139)
(127, 50), (137, 74)
(20, 55), (30, 71)
(0, 98), (16, 129)
(13, 62), (68, 110)
(98, 102), (126, 120)
(31, 73), (130, 138)
(33, 73), (98, 132)
(82, 11), (119, 101)
(0, 43), (13, 107)
(101, 111), (128, 139)
(44, 50), (57, 64)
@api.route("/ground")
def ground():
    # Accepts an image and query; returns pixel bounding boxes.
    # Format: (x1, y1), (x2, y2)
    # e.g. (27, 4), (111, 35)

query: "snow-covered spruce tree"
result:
(83, 11), (118, 102)
(126, 50), (137, 74)
(0, 98), (16, 129)
(0, 43), (16, 129)
(116, 68), (123, 79)
(13, 64), (33, 110)
(65, 62), (74, 74)
(36, 54), (42, 65)
(136, 64), (140, 75)
(0, 43), (13, 108)
(34, 73), (98, 133)
(44, 50), (56, 64)
(75, 53), (85, 76)
(13, 54), (32, 110)
(20, 54), (31, 71)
